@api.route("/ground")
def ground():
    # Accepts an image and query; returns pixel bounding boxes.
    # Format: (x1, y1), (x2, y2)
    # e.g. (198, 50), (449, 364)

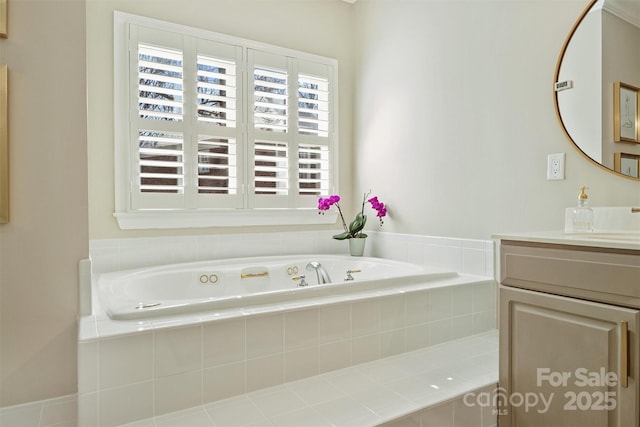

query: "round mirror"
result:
(555, 0), (640, 180)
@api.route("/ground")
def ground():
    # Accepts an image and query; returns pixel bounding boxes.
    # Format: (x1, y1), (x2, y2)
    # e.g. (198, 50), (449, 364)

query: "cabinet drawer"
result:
(500, 241), (640, 309)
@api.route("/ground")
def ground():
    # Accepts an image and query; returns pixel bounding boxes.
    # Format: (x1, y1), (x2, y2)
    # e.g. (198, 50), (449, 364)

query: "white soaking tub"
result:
(97, 255), (458, 320)
(81, 249), (497, 426)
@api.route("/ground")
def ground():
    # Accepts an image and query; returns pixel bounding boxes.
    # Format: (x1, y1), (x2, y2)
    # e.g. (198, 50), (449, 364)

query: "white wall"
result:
(0, 0), (88, 406)
(353, 0), (640, 240)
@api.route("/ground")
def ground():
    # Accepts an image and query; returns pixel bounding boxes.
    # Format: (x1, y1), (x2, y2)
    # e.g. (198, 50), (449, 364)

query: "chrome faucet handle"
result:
(292, 275), (308, 287)
(344, 269), (361, 281)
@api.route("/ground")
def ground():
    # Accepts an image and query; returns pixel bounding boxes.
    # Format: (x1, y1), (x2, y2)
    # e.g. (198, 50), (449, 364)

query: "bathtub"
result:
(96, 255), (458, 320)
(82, 249), (497, 426)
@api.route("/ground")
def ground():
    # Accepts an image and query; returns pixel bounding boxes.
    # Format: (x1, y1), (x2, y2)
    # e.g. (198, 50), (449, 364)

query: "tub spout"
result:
(305, 262), (332, 284)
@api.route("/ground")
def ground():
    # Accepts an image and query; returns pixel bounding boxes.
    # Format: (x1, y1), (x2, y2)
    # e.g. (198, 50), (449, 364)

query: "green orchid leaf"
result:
(332, 230), (352, 240)
(348, 212), (367, 236)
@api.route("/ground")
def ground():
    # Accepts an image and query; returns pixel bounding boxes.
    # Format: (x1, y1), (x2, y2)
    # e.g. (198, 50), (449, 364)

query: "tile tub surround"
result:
(112, 331), (499, 427)
(80, 231), (497, 426)
(78, 279), (496, 426)
(88, 231), (495, 279)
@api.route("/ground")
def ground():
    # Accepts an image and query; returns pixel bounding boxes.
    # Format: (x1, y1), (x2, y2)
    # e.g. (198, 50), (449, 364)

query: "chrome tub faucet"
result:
(305, 262), (332, 284)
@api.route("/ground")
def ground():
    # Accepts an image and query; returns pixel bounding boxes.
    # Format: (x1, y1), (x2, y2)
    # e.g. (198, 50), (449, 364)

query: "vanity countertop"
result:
(493, 230), (640, 252)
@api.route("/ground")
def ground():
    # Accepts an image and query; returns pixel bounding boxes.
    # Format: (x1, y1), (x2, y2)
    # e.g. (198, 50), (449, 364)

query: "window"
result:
(114, 13), (338, 229)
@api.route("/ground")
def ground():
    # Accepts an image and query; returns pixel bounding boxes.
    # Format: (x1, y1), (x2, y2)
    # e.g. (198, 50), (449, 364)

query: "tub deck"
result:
(116, 330), (498, 427)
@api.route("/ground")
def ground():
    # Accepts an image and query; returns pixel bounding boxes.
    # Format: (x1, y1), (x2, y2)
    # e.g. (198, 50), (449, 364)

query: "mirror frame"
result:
(0, 64), (7, 223)
(553, 0), (640, 181)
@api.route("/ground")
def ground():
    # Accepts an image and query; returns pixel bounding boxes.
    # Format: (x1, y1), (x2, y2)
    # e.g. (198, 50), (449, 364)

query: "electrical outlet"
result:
(547, 153), (565, 180)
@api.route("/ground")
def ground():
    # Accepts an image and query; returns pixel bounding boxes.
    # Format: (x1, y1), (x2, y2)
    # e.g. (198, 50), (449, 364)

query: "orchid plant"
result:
(318, 191), (387, 240)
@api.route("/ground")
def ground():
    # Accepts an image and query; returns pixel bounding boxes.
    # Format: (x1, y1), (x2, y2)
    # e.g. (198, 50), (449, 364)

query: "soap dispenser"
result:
(572, 186), (593, 232)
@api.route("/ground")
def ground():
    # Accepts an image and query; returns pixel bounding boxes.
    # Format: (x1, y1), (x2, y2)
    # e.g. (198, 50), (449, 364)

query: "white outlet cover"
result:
(547, 153), (565, 180)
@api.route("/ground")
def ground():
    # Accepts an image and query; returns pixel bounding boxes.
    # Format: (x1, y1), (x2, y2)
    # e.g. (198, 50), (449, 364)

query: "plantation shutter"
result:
(248, 50), (291, 208)
(130, 26), (242, 210)
(296, 61), (333, 203)
(194, 39), (244, 209)
(117, 15), (338, 225)
(132, 27), (186, 210)
(248, 53), (335, 209)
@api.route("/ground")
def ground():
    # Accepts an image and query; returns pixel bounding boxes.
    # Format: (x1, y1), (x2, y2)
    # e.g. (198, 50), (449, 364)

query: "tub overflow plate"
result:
(135, 302), (161, 310)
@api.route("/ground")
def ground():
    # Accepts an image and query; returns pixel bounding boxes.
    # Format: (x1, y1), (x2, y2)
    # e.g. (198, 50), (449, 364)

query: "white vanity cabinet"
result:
(498, 239), (640, 427)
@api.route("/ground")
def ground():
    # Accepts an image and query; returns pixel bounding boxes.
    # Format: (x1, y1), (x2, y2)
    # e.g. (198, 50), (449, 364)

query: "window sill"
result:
(114, 209), (339, 230)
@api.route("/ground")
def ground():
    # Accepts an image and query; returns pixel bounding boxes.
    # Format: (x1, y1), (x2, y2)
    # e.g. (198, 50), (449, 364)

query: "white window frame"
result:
(113, 12), (339, 229)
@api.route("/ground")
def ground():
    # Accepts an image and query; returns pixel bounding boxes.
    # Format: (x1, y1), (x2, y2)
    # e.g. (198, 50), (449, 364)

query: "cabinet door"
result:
(499, 286), (639, 427)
